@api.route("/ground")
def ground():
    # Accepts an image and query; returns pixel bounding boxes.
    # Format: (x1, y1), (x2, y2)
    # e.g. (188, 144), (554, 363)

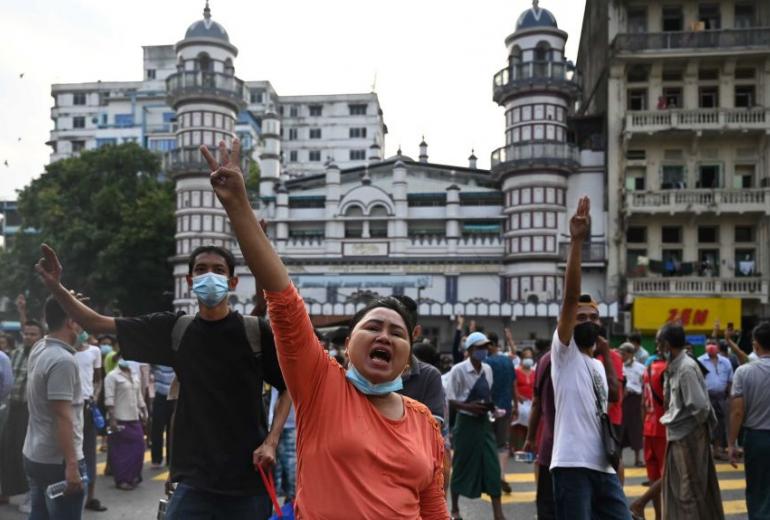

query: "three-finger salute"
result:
(200, 139), (248, 207)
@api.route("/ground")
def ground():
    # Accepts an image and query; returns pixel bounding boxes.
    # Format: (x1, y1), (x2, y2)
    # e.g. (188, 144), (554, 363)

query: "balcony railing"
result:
(613, 27), (770, 54)
(166, 71), (247, 108)
(163, 145), (251, 175)
(629, 277), (768, 303)
(491, 142), (580, 174)
(493, 61), (579, 102)
(558, 242), (607, 263)
(625, 188), (770, 215)
(625, 108), (768, 134)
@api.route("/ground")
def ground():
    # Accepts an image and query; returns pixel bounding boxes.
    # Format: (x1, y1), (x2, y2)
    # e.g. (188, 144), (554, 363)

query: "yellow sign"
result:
(633, 297), (741, 332)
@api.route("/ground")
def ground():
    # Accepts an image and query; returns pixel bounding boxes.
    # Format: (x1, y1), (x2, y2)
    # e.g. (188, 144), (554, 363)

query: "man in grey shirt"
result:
(658, 323), (723, 520)
(23, 297), (87, 520)
(728, 321), (770, 519)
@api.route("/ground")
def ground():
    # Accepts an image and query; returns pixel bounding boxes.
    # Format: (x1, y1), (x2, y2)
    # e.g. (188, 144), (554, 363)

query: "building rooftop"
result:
(516, 0), (558, 31)
(184, 1), (229, 42)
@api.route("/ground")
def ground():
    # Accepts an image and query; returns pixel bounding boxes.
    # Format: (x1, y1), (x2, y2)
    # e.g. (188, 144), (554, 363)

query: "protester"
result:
(619, 343), (645, 467)
(0, 334), (11, 355)
(200, 140), (448, 518)
(452, 315), (468, 364)
(447, 332), (505, 520)
(512, 347), (534, 451)
(0, 319), (44, 512)
(74, 332), (108, 511)
(268, 386), (296, 505)
(23, 297), (87, 519)
(627, 332), (649, 364)
(658, 323), (724, 520)
(524, 347), (555, 520)
(550, 197), (628, 520)
(104, 352), (147, 490)
(504, 328), (521, 368)
(728, 321), (770, 519)
(483, 330), (518, 495)
(149, 364), (175, 469)
(36, 239), (292, 520)
(698, 340), (733, 460)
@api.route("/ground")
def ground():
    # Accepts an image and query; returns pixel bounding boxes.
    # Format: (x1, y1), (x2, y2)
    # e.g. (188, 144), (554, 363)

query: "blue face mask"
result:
(471, 349), (488, 362)
(76, 331), (89, 345)
(345, 364), (403, 395)
(100, 344), (113, 356)
(192, 273), (230, 308)
(118, 359), (130, 370)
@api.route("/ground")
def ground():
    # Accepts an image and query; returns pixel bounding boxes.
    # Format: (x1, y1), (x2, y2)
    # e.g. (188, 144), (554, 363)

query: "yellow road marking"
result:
(623, 463), (743, 478)
(153, 471), (171, 482)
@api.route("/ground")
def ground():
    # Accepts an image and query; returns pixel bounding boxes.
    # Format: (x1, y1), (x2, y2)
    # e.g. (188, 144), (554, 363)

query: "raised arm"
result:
(723, 323), (749, 365)
(35, 245), (116, 334)
(200, 140), (289, 293)
(557, 197), (590, 345)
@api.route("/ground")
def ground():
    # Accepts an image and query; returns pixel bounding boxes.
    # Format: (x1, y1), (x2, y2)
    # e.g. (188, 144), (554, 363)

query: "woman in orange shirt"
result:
(201, 141), (448, 519)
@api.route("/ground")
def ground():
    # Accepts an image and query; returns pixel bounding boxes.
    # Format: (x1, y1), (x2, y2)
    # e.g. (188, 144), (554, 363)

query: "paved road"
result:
(0, 449), (749, 519)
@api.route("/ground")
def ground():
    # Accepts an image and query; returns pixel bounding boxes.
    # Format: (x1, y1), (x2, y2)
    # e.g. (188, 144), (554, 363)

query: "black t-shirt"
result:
(115, 310), (286, 496)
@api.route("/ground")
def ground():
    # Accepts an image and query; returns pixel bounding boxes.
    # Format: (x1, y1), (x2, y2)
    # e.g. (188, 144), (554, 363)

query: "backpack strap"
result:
(171, 315), (195, 353)
(237, 314), (262, 355)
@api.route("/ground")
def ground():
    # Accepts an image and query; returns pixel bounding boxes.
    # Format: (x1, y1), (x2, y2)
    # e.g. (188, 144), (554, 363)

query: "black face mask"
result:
(573, 322), (601, 349)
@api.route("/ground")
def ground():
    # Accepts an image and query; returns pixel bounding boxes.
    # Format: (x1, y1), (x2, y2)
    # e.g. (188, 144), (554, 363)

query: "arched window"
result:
(369, 204), (388, 238)
(224, 58), (234, 76)
(344, 206), (364, 238)
(534, 41), (551, 62)
(196, 52), (212, 72)
(509, 46), (522, 79)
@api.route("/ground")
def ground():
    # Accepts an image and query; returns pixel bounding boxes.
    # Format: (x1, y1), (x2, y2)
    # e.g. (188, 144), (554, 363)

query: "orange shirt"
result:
(266, 284), (448, 520)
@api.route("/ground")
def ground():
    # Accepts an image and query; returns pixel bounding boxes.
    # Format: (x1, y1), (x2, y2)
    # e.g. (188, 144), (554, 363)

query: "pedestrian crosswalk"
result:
(480, 463), (748, 517)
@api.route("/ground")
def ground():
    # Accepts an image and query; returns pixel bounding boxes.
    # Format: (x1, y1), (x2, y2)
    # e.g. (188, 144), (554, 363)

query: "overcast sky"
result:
(0, 0), (586, 200)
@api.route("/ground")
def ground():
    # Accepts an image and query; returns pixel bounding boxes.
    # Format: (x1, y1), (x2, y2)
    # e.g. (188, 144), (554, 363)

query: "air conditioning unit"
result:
(523, 290), (551, 304)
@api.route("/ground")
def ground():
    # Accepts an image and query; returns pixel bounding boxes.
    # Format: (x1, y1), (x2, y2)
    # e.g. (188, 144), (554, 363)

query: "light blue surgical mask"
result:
(192, 273), (230, 308)
(345, 364), (403, 395)
(522, 358), (534, 369)
(118, 359), (130, 370)
(100, 344), (113, 356)
(471, 349), (488, 362)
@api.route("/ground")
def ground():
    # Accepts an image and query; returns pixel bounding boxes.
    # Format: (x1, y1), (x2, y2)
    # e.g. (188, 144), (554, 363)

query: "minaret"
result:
(492, 1), (580, 304)
(468, 150), (478, 169)
(419, 137), (428, 163)
(259, 106), (281, 199)
(166, 2), (246, 312)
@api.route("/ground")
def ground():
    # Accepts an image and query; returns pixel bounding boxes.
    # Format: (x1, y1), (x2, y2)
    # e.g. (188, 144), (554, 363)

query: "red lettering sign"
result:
(666, 308), (710, 326)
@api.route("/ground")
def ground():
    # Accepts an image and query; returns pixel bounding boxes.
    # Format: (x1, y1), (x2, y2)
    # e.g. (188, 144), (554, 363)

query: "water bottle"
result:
(513, 451), (535, 463)
(90, 403), (106, 430)
(45, 475), (88, 500)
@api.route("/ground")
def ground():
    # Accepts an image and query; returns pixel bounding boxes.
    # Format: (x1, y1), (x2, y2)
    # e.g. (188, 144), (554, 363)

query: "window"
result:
(146, 69), (156, 80)
(626, 149), (646, 161)
(627, 6), (647, 33)
(661, 226), (682, 243)
(699, 86), (719, 108)
(626, 227), (646, 243)
(349, 127), (367, 138)
(73, 116), (85, 129)
(698, 226), (718, 243)
(349, 104), (367, 115)
(698, 4), (721, 30)
(662, 249), (683, 275)
(349, 150), (366, 161)
(663, 87), (682, 108)
(662, 67), (684, 82)
(735, 86), (755, 108)
(735, 249), (755, 277)
(735, 226), (754, 242)
(147, 138), (176, 151)
(115, 114), (134, 127)
(71, 140), (85, 153)
(369, 206), (388, 238)
(735, 67), (755, 80)
(250, 90), (264, 103)
(662, 7), (683, 31)
(735, 4), (755, 28)
(627, 89), (647, 111)
(344, 206), (364, 238)
(289, 150), (298, 162)
(735, 164), (755, 188)
(309, 105), (323, 116)
(309, 151), (321, 162)
(698, 165), (721, 188)
(309, 128), (322, 139)
(288, 128), (298, 140)
(626, 249), (647, 275)
(699, 68), (719, 80)
(699, 249), (720, 276)
(661, 165), (686, 189)
(73, 93), (86, 105)
(627, 65), (650, 83)
(96, 138), (117, 148)
(289, 106), (298, 117)
(626, 168), (646, 191)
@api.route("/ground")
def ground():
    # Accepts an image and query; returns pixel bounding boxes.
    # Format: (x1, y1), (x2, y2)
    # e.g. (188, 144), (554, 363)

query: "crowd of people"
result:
(0, 140), (767, 520)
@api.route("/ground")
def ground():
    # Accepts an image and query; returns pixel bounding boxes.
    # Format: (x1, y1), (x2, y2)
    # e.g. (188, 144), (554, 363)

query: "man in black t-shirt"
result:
(35, 243), (291, 520)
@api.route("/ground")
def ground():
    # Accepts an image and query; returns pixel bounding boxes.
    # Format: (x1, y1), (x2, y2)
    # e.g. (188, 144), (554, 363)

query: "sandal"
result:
(450, 511), (463, 520)
(84, 499), (108, 511)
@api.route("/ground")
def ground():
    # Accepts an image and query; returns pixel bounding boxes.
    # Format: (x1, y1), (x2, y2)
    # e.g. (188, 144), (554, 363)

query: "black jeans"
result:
(537, 463), (556, 520)
(151, 393), (174, 465)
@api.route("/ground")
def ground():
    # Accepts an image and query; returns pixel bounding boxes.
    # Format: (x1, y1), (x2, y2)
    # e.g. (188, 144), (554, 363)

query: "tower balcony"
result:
(491, 142), (580, 177)
(624, 108), (769, 136)
(624, 188), (770, 216)
(163, 145), (252, 177)
(612, 27), (770, 58)
(628, 277), (768, 303)
(493, 61), (580, 104)
(166, 71), (247, 110)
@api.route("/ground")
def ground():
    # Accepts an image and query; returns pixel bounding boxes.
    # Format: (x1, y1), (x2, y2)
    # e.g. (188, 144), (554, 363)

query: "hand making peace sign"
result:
(199, 139), (248, 208)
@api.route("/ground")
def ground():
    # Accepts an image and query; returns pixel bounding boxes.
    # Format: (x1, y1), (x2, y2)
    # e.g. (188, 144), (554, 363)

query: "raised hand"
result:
(569, 196), (591, 242)
(15, 294), (26, 312)
(35, 244), (63, 289)
(200, 139), (248, 208)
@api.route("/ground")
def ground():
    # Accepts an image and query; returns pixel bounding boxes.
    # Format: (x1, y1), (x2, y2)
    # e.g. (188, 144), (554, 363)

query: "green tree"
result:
(0, 143), (176, 318)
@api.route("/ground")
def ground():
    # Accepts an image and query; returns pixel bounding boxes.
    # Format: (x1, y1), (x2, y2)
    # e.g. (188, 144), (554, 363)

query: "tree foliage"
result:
(0, 143), (176, 318)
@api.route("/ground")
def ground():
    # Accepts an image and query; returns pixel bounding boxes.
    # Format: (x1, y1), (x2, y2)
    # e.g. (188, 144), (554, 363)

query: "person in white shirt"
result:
(104, 353), (147, 490)
(74, 341), (107, 511)
(619, 343), (645, 468)
(550, 197), (629, 520)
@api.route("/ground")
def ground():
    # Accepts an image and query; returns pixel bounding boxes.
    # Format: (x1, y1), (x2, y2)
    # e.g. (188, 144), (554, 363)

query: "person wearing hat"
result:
(446, 331), (504, 520)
